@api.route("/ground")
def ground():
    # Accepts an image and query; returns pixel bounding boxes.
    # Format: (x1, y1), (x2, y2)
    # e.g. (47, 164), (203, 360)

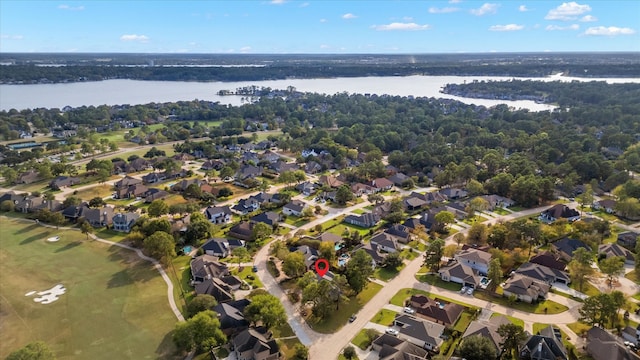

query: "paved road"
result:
(2, 216), (185, 323)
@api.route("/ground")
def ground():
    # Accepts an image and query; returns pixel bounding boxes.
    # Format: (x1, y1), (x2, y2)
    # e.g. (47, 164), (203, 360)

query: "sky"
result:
(1, 1), (638, 53)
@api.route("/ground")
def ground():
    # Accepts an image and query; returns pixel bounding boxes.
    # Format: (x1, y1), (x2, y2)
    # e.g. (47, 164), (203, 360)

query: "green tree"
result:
(232, 246), (249, 267)
(568, 247), (594, 292)
(466, 223), (488, 245)
(577, 184), (594, 210)
(148, 199), (169, 217)
(2, 167), (17, 184)
(466, 197), (489, 218)
(291, 344), (309, 360)
(599, 256), (625, 288)
(458, 335), (496, 360)
(319, 241), (337, 263)
(279, 170), (296, 189)
(187, 294), (218, 318)
(184, 217), (214, 244)
(173, 310), (226, 353)
(0, 199), (15, 212)
(486, 258), (502, 293)
(80, 220), (94, 240)
(343, 345), (357, 360)
(252, 222), (273, 242)
(283, 252), (307, 278)
(62, 196), (82, 208)
(382, 251), (403, 269)
(344, 249), (374, 293)
(88, 196), (106, 208)
(49, 211), (65, 229)
(424, 239), (444, 271)
(6, 341), (56, 360)
(466, 179), (486, 196)
(244, 294), (287, 330)
(335, 185), (355, 205)
(143, 231), (176, 265)
(434, 210), (455, 232)
(497, 323), (527, 359)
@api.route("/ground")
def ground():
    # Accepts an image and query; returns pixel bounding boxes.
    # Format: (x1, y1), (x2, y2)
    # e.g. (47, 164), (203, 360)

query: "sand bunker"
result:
(47, 236), (61, 242)
(25, 284), (66, 304)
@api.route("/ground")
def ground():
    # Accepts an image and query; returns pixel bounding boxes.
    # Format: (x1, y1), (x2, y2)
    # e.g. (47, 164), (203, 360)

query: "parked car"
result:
(466, 288), (474, 295)
(349, 314), (357, 323)
(252, 265), (258, 272)
(385, 328), (399, 336)
(403, 307), (415, 314)
(460, 286), (467, 294)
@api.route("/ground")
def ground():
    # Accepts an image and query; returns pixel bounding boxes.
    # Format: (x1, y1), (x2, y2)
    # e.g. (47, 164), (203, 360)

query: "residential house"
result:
(61, 203), (87, 222)
(587, 326), (640, 360)
(622, 326), (638, 346)
(250, 211), (280, 227)
(439, 188), (468, 200)
(112, 212), (139, 233)
(213, 299), (250, 336)
(295, 181), (317, 196)
(172, 179), (203, 192)
(296, 245), (320, 270)
(82, 206), (115, 228)
(190, 254), (230, 282)
(502, 274), (550, 303)
(115, 175), (142, 188)
(232, 327), (281, 360)
(0, 191), (27, 205)
(282, 200), (307, 217)
(145, 188), (169, 203)
(388, 172), (410, 187)
(593, 199), (618, 214)
(479, 194), (515, 209)
(351, 183), (375, 197)
(128, 158), (150, 172)
(249, 192), (282, 206)
(161, 168), (188, 180)
(315, 232), (343, 245)
(370, 233), (400, 253)
(232, 198), (260, 215)
(304, 161), (322, 174)
(372, 202), (393, 219)
(361, 243), (388, 267)
(371, 178), (394, 192)
(301, 149), (318, 158)
(235, 164), (262, 181)
(599, 243), (635, 265)
(462, 315), (510, 358)
(116, 184), (149, 199)
(371, 334), (429, 360)
(228, 221), (255, 241)
(201, 159), (225, 171)
(385, 224), (412, 244)
(202, 238), (233, 258)
(438, 262), (480, 289)
(200, 183), (220, 197)
(408, 295), (464, 327)
(403, 196), (428, 211)
(618, 232), (639, 249)
(393, 314), (445, 352)
(49, 176), (80, 190)
(344, 213), (380, 228)
(455, 248), (492, 275)
(444, 202), (468, 219)
(520, 325), (568, 360)
(317, 175), (344, 188)
(552, 238), (591, 262)
(141, 172), (166, 184)
(422, 191), (447, 205)
(514, 262), (571, 285)
(16, 169), (40, 184)
(269, 160), (298, 174)
(530, 252), (567, 271)
(205, 205), (233, 225)
(539, 204), (581, 223)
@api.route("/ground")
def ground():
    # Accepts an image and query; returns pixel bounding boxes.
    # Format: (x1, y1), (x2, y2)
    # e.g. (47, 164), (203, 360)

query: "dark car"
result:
(252, 265), (258, 272)
(349, 314), (357, 323)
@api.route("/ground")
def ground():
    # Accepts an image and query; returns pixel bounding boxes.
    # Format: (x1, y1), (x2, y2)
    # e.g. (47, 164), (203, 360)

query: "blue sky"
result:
(1, 1), (638, 53)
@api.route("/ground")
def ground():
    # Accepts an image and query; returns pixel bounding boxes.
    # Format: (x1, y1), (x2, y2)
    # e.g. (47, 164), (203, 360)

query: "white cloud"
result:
(320, 44), (330, 49)
(584, 26), (636, 36)
(546, 24), (580, 30)
(1, 34), (24, 40)
(120, 34), (149, 42)
(428, 7), (460, 14)
(545, 2), (591, 21)
(470, 3), (499, 16)
(319, 18), (327, 23)
(403, 16), (414, 21)
(449, 0), (462, 3)
(58, 4), (84, 10)
(580, 15), (597, 22)
(342, 13), (357, 19)
(518, 5), (530, 12)
(270, 0), (286, 4)
(300, 2), (309, 7)
(239, 46), (251, 53)
(489, 24), (524, 31)
(372, 22), (431, 31)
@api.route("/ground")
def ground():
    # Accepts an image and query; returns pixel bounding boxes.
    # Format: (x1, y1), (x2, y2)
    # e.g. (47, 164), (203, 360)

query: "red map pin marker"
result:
(315, 258), (329, 277)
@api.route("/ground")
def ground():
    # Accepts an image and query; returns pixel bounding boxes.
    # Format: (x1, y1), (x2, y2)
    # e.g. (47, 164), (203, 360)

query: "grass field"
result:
(309, 282), (383, 333)
(0, 217), (180, 359)
(370, 309), (397, 326)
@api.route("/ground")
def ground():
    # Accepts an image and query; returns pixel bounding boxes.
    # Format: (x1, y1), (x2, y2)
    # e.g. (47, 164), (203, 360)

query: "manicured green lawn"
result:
(370, 309), (398, 326)
(0, 217), (180, 359)
(474, 291), (568, 314)
(95, 228), (129, 243)
(568, 280), (600, 297)
(351, 329), (379, 350)
(351, 209), (366, 215)
(374, 264), (404, 281)
(452, 310), (474, 333)
(309, 282), (383, 333)
(415, 274), (463, 292)
(567, 321), (592, 337)
(230, 265), (264, 289)
(74, 183), (114, 200)
(338, 354), (360, 360)
(390, 288), (430, 307)
(493, 207), (511, 215)
(626, 270), (640, 285)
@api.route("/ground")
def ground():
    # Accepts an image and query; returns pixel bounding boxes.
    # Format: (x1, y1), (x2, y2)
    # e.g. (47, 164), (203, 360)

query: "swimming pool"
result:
(183, 246), (192, 254)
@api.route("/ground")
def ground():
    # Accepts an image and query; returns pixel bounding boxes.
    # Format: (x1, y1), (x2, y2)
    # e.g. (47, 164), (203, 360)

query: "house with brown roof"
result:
(372, 178), (394, 192)
(438, 262), (480, 289)
(530, 252), (566, 271)
(599, 243), (635, 265)
(503, 274), (550, 303)
(115, 175), (142, 189)
(408, 295), (464, 327)
(49, 176), (80, 190)
(116, 183), (149, 199)
(593, 199), (618, 214)
(228, 221), (255, 241)
(318, 175), (344, 188)
(145, 188), (169, 203)
(232, 327), (281, 360)
(462, 315), (511, 357)
(351, 183), (376, 197)
(16, 169), (40, 184)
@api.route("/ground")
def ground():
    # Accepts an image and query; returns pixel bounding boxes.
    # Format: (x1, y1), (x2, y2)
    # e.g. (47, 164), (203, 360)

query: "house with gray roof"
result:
(514, 262), (571, 285)
(112, 212), (139, 233)
(520, 325), (568, 360)
(81, 206), (114, 228)
(344, 213), (380, 228)
(462, 315), (511, 357)
(205, 205), (232, 224)
(552, 237), (591, 262)
(282, 200), (307, 217)
(455, 248), (492, 275)
(371, 334), (428, 360)
(540, 204), (580, 223)
(370, 232), (400, 253)
(599, 243), (635, 265)
(503, 274), (550, 303)
(587, 326), (640, 360)
(438, 262), (480, 288)
(213, 299), (250, 336)
(232, 327), (281, 360)
(250, 211), (281, 227)
(618, 232), (639, 249)
(393, 314), (445, 352)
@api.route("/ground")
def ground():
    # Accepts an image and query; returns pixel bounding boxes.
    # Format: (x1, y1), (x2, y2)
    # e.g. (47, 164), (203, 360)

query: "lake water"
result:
(1, 74), (638, 112)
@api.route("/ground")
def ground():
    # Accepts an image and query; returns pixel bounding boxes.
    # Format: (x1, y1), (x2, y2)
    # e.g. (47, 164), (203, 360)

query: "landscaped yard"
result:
(0, 217), (180, 359)
(351, 328), (380, 350)
(230, 265), (264, 289)
(490, 313), (524, 327)
(374, 264), (404, 281)
(415, 274), (463, 292)
(626, 270), (640, 285)
(473, 291), (568, 314)
(73, 183), (114, 200)
(370, 309), (397, 326)
(309, 282), (383, 333)
(390, 288), (430, 307)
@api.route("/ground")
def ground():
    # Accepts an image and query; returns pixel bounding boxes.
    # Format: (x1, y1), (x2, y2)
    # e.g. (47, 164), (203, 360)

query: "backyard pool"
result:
(479, 277), (491, 289)
(183, 246), (192, 254)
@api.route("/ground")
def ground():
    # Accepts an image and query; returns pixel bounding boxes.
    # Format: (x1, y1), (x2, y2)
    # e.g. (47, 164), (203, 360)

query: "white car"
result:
(403, 307), (415, 314)
(460, 286), (467, 294)
(466, 288), (474, 295)
(385, 328), (399, 336)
